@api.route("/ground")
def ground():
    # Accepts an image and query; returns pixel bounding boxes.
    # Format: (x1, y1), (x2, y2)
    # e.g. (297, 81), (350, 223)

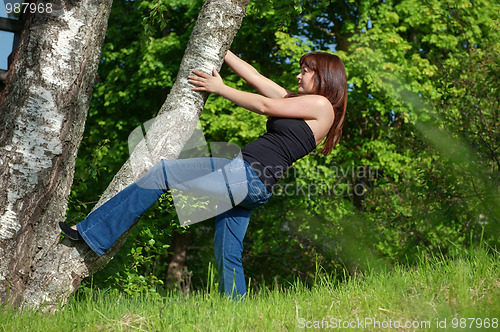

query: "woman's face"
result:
(297, 66), (315, 94)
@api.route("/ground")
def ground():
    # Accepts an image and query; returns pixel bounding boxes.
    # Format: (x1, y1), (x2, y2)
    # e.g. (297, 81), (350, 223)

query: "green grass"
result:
(1, 246), (499, 331)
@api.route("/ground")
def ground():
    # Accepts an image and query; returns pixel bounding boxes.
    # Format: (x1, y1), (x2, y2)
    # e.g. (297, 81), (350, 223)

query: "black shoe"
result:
(59, 222), (83, 241)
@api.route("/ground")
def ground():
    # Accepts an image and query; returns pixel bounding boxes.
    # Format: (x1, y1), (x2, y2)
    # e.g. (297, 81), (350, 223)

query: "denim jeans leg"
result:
(77, 157), (238, 256)
(214, 205), (252, 298)
(77, 161), (168, 256)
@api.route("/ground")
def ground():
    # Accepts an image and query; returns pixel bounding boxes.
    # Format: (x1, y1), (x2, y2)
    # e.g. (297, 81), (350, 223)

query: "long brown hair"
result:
(298, 52), (348, 155)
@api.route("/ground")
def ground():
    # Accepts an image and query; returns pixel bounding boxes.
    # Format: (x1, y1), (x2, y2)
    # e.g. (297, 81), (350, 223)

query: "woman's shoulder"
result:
(290, 94), (332, 111)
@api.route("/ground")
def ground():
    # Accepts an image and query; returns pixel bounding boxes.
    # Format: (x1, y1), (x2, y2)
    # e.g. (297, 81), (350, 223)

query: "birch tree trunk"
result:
(0, 0), (250, 311)
(0, 0), (114, 309)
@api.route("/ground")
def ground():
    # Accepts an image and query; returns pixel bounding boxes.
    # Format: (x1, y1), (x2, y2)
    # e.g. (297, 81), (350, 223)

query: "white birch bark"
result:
(0, 0), (250, 310)
(0, 0), (114, 309)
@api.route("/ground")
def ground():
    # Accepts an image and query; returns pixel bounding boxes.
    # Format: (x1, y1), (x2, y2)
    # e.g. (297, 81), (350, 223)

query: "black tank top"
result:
(241, 117), (316, 190)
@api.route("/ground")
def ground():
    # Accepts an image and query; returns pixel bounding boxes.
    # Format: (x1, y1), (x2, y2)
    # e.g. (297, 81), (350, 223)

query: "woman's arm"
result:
(224, 51), (289, 99)
(188, 68), (332, 120)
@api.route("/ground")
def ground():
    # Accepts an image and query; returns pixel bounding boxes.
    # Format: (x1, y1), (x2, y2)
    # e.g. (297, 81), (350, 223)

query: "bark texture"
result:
(0, 0), (114, 309)
(0, 0), (250, 310)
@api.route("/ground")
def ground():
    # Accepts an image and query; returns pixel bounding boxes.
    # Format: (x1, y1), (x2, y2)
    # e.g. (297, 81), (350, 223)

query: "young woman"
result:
(60, 50), (347, 298)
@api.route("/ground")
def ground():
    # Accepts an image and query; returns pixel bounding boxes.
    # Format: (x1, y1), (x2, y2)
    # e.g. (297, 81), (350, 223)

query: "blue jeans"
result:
(76, 157), (271, 298)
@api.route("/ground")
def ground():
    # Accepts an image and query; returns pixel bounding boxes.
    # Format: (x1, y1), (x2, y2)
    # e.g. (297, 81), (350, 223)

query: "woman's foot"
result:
(59, 222), (83, 241)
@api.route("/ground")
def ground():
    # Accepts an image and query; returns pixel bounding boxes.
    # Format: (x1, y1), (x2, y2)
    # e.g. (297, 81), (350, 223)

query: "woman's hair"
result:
(297, 52), (348, 155)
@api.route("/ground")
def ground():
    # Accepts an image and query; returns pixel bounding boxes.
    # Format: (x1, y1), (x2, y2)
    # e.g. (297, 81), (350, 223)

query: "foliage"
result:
(340, 0), (500, 263)
(67, 0), (499, 293)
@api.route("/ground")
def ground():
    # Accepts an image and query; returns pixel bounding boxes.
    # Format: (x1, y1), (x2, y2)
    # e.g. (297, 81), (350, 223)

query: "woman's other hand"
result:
(188, 68), (225, 95)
